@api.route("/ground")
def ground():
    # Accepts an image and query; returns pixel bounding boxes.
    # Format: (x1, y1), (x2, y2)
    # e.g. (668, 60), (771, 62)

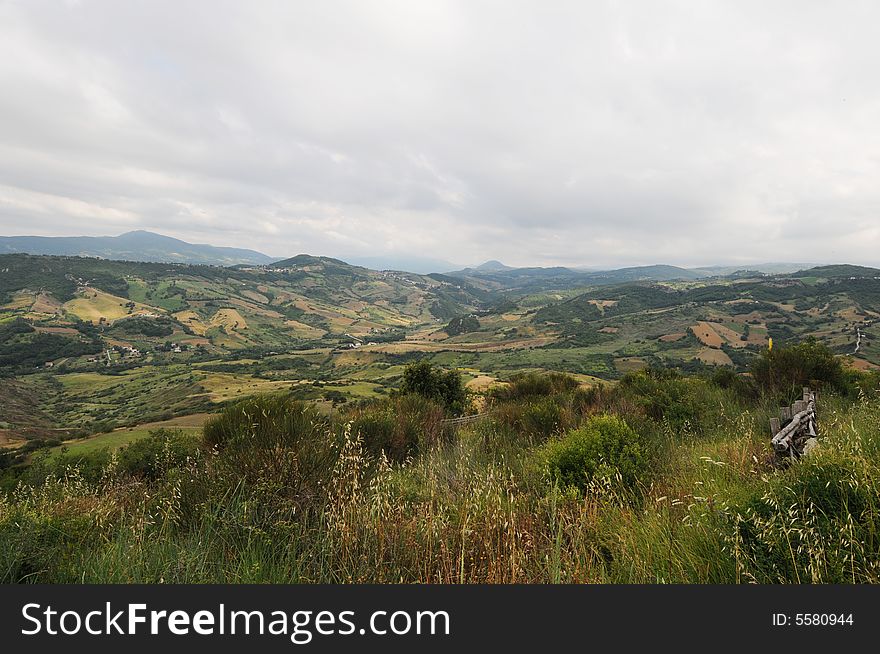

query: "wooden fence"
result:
(770, 387), (819, 460)
(441, 412), (491, 427)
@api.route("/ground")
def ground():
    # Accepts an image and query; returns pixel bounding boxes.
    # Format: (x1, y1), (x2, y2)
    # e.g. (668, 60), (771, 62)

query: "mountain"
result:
(791, 264), (880, 278)
(341, 255), (462, 274)
(0, 230), (275, 266)
(582, 264), (708, 283)
(693, 263), (815, 276)
(473, 260), (512, 272)
(0, 251), (487, 353)
(446, 263), (710, 295)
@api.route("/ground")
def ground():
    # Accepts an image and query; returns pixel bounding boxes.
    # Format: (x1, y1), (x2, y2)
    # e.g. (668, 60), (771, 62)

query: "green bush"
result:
(541, 415), (646, 492)
(116, 429), (200, 481)
(709, 368), (758, 401)
(0, 479), (105, 583)
(22, 448), (112, 486)
(489, 395), (574, 442)
(732, 452), (877, 583)
(519, 397), (566, 439)
(492, 372), (579, 402)
(202, 394), (336, 507)
(348, 394), (448, 462)
(751, 338), (848, 398)
(618, 368), (726, 435)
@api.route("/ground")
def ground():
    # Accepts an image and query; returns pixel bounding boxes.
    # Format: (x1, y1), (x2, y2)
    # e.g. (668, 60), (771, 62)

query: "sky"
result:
(1, 0), (879, 269)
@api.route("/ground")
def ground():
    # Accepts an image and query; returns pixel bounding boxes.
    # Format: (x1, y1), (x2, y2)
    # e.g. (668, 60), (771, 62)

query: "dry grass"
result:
(696, 347), (734, 366)
(691, 321), (725, 348)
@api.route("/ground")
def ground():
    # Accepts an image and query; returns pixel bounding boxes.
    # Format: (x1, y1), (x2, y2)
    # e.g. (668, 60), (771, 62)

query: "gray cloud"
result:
(1, 0), (878, 267)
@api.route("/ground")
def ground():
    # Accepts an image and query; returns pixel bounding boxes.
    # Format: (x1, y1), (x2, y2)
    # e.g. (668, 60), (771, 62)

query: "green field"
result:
(46, 414), (209, 459)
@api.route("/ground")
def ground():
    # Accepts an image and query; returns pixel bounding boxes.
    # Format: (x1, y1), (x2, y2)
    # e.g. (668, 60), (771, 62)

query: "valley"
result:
(1, 253), (878, 452)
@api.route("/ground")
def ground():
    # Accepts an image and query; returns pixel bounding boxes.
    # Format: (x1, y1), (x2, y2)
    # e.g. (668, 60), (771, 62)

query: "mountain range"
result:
(0, 229), (841, 285)
(0, 230), (275, 266)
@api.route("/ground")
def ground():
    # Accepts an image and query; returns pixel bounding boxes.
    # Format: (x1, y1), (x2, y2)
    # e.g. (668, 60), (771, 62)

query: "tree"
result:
(399, 361), (468, 415)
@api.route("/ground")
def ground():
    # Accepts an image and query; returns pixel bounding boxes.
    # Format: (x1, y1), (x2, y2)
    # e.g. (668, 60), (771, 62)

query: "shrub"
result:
(116, 429), (200, 481)
(709, 368), (758, 401)
(618, 368), (725, 435)
(519, 397), (566, 439)
(348, 394), (448, 462)
(732, 453), (877, 583)
(492, 372), (579, 402)
(202, 394), (336, 508)
(0, 481), (104, 583)
(751, 338), (848, 398)
(541, 415), (646, 492)
(493, 396), (572, 440)
(21, 448), (112, 486)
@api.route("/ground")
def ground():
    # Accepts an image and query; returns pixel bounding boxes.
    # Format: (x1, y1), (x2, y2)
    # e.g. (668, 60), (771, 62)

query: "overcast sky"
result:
(1, 0), (879, 268)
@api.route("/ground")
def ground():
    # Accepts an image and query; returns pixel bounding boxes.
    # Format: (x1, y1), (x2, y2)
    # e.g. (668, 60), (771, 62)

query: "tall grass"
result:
(2, 380), (879, 584)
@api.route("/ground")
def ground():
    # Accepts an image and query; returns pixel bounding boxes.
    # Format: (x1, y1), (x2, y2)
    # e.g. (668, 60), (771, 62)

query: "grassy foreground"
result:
(2, 360), (879, 584)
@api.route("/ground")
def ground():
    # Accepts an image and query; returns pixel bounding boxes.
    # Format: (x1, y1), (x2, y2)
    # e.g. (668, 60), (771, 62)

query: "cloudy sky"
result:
(1, 0), (879, 268)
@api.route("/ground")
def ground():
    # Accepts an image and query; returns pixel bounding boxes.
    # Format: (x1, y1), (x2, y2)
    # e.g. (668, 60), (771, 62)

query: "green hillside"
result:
(1, 255), (878, 442)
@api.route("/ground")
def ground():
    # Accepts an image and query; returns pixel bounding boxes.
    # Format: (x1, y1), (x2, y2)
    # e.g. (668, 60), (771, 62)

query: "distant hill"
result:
(0, 230), (275, 266)
(792, 264), (880, 278)
(473, 260), (512, 272)
(694, 263), (815, 276)
(0, 251), (488, 343)
(583, 264), (708, 283)
(446, 262), (710, 294)
(2, 252), (879, 434)
(342, 255), (461, 274)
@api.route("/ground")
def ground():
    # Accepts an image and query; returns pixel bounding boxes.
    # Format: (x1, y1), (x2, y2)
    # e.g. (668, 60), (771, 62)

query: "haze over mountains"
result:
(0, 230), (826, 284)
(0, 231), (275, 267)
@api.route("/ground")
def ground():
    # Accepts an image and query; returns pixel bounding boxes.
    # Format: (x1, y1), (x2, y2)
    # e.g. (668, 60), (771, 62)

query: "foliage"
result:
(202, 394), (337, 508)
(115, 429), (200, 480)
(708, 367), (758, 402)
(730, 426), (879, 583)
(116, 317), (175, 337)
(540, 415), (646, 492)
(399, 361), (468, 415)
(0, 320), (101, 369)
(444, 314), (480, 336)
(750, 338), (847, 398)
(492, 371), (579, 402)
(618, 368), (728, 435)
(347, 394), (448, 462)
(1, 381), (879, 584)
(490, 395), (573, 441)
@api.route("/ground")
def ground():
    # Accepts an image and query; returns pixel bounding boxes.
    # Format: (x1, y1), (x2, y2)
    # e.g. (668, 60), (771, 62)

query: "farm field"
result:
(1, 254), (878, 446)
(45, 413), (210, 459)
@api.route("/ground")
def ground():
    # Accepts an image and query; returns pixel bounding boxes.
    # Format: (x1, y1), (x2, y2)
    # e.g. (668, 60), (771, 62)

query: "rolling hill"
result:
(445, 262), (710, 294)
(1, 254), (878, 437)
